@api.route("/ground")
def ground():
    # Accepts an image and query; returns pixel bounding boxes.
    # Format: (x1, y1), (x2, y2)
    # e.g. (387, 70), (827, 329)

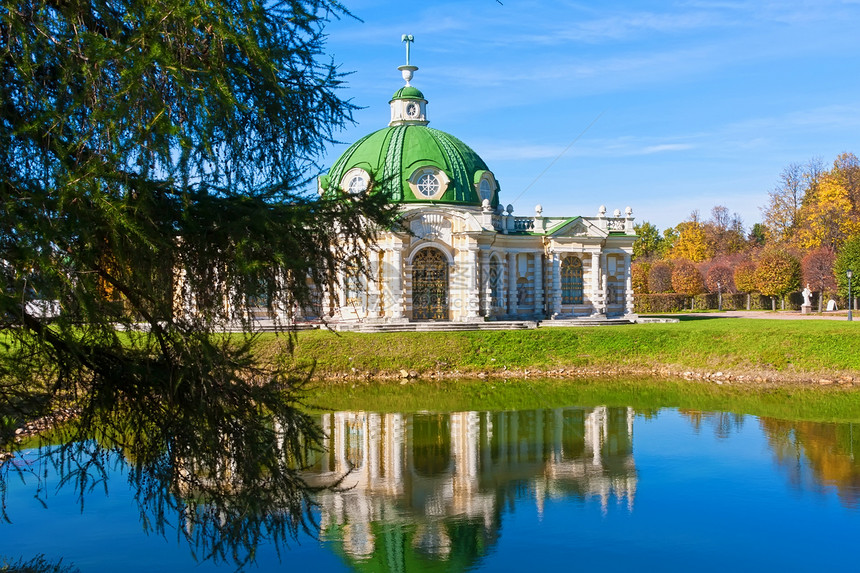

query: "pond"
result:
(2, 401), (859, 571)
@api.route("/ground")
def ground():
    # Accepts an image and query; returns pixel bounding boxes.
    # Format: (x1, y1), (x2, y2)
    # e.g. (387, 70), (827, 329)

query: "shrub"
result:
(754, 249), (801, 310)
(705, 265), (735, 294)
(734, 260), (757, 293)
(648, 261), (673, 293)
(671, 259), (705, 296)
(632, 261), (651, 294)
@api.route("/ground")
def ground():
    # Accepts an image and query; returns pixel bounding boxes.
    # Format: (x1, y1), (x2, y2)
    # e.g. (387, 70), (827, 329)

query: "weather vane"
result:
(401, 34), (414, 66)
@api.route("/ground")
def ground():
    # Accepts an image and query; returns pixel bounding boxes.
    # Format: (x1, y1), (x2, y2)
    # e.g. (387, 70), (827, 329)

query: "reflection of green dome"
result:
(323, 125), (499, 207)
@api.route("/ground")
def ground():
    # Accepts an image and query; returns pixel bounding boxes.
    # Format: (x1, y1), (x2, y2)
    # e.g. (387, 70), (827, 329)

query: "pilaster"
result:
(533, 252), (544, 318)
(507, 252), (518, 317)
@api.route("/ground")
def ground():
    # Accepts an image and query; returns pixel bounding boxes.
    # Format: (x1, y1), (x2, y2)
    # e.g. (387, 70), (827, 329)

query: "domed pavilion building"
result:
(316, 43), (637, 325)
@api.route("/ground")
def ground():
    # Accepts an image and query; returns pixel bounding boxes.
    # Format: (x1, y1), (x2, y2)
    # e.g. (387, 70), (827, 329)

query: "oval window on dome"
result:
(341, 168), (371, 195)
(475, 170), (497, 203)
(409, 167), (449, 201)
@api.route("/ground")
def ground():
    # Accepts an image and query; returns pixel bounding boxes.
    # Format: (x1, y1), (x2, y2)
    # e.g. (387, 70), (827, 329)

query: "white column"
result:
(497, 255), (507, 317)
(480, 249), (492, 318)
(368, 249), (381, 319)
(507, 252), (518, 317)
(467, 247), (480, 319)
(389, 247), (404, 320)
(550, 252), (561, 318)
(533, 252), (544, 317)
(590, 252), (602, 315)
(601, 254), (609, 314)
(624, 253), (635, 316)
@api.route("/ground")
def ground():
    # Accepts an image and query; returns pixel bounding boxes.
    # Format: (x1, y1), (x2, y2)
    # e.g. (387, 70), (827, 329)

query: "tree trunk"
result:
(746, 293), (751, 311)
(771, 297), (777, 311)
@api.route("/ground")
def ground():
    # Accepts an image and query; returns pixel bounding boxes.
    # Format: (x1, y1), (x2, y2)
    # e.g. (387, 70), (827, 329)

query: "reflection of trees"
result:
(679, 410), (746, 439)
(310, 407), (638, 570)
(759, 418), (860, 509)
(1, 375), (325, 569)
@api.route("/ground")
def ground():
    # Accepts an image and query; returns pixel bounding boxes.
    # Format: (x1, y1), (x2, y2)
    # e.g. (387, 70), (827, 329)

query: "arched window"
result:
(344, 262), (362, 305)
(561, 256), (583, 304)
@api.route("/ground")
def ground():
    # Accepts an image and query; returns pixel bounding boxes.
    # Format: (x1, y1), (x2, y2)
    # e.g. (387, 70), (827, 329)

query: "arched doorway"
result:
(412, 248), (449, 320)
(561, 256), (584, 304)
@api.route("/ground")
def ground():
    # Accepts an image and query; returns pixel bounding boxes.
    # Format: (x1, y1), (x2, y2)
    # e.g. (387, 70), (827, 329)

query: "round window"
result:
(347, 174), (367, 195)
(341, 168), (371, 196)
(417, 173), (440, 197)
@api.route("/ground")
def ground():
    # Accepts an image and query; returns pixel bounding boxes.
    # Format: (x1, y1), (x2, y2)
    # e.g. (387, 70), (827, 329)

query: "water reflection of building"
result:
(306, 407), (637, 569)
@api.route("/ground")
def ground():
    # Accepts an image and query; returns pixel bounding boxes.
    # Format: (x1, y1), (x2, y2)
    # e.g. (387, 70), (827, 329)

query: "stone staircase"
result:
(240, 316), (646, 333)
(332, 320), (538, 333)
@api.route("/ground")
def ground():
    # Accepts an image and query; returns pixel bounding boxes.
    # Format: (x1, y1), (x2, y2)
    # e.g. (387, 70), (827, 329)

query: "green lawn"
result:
(270, 318), (860, 379)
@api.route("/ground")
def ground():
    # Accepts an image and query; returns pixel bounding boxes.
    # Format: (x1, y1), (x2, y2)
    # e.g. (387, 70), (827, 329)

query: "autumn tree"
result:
(801, 247), (837, 312)
(633, 222), (663, 260)
(748, 223), (767, 247)
(632, 261), (651, 294)
(671, 259), (705, 305)
(832, 152), (860, 213)
(659, 227), (680, 259)
(705, 265), (735, 294)
(834, 234), (860, 311)
(648, 261), (674, 293)
(671, 212), (713, 262)
(794, 172), (860, 250)
(734, 260), (758, 310)
(704, 206), (746, 256)
(754, 250), (801, 310)
(762, 159), (821, 244)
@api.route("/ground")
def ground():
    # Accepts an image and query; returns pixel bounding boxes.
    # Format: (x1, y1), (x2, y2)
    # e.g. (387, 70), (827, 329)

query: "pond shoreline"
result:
(4, 365), (856, 463)
(315, 363), (859, 389)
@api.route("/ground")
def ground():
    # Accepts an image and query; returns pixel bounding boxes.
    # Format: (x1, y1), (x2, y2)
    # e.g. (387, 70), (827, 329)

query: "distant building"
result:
(315, 40), (637, 324)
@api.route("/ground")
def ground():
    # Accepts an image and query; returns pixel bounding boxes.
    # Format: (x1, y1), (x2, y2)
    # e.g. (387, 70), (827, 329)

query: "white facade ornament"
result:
(410, 213), (452, 243)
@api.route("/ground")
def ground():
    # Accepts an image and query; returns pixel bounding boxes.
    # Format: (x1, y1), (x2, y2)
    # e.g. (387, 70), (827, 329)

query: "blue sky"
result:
(320, 0), (860, 232)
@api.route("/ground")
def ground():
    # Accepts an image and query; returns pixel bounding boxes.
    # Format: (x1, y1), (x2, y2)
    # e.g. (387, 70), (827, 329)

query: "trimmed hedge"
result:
(635, 291), (848, 313)
(633, 294), (688, 313)
(635, 292), (781, 312)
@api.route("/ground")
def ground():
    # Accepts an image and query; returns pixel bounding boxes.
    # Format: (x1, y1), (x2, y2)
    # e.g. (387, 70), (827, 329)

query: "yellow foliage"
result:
(795, 174), (860, 250)
(670, 221), (713, 263)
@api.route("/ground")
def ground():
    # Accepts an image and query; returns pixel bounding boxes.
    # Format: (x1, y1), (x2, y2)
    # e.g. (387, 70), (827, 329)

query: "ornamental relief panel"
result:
(410, 213), (453, 244)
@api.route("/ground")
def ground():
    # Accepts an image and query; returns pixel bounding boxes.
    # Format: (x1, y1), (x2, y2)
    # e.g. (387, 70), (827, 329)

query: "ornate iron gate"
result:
(412, 248), (449, 320)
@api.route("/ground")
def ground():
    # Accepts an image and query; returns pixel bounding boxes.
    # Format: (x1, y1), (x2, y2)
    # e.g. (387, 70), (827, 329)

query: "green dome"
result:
(323, 125), (499, 207)
(391, 86), (425, 100)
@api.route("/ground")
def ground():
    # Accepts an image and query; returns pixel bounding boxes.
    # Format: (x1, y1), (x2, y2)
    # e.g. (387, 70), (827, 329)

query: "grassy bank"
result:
(269, 317), (860, 383)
